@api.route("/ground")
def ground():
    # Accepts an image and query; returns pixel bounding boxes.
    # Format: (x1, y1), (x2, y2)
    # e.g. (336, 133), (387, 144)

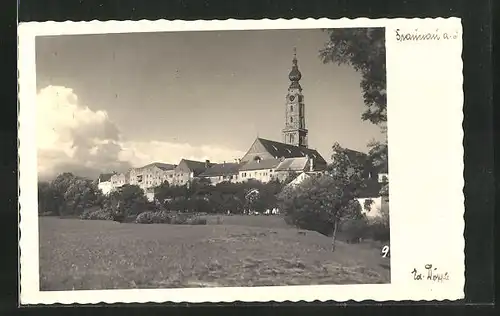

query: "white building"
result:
(97, 173), (115, 196)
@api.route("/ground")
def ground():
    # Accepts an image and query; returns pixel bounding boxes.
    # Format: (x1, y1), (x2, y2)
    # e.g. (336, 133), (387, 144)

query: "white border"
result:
(19, 18), (464, 304)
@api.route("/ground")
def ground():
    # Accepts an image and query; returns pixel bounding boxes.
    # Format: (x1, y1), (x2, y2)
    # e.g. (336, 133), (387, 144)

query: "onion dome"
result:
(288, 57), (302, 81)
(288, 48), (302, 89)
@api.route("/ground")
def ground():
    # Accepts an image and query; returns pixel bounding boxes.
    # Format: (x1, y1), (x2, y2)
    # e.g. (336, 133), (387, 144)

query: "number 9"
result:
(381, 245), (390, 258)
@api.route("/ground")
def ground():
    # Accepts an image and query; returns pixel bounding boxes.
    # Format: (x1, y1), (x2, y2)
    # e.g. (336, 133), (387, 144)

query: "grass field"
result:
(39, 216), (390, 290)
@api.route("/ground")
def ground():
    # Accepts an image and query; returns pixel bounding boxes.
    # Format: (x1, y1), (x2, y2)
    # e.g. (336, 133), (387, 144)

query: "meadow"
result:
(39, 215), (390, 290)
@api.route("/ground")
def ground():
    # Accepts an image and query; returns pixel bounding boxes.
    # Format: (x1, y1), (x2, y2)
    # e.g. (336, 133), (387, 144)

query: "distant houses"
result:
(198, 161), (242, 185)
(95, 136), (386, 208)
(172, 159), (214, 186)
(94, 50), (387, 208)
(129, 162), (177, 191)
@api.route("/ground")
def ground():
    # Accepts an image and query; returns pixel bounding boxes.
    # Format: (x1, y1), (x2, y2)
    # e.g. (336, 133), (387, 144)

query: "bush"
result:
(135, 210), (208, 225)
(365, 206), (390, 242)
(283, 209), (334, 236)
(340, 217), (370, 242)
(80, 208), (114, 221)
(135, 210), (171, 224)
(339, 211), (390, 243)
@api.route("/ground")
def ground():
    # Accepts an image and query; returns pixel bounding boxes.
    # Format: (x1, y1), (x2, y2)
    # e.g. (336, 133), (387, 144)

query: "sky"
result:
(35, 28), (384, 180)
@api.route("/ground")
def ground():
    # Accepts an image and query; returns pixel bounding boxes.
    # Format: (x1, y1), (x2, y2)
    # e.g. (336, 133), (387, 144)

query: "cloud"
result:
(119, 140), (246, 168)
(36, 85), (245, 180)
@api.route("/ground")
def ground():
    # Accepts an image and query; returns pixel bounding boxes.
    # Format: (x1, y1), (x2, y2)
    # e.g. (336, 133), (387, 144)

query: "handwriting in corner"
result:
(411, 264), (450, 282)
(396, 29), (460, 42)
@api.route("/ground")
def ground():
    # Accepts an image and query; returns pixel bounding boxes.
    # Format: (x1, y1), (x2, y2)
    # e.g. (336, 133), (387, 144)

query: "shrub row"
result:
(135, 211), (207, 225)
(340, 217), (390, 242)
(80, 208), (114, 221)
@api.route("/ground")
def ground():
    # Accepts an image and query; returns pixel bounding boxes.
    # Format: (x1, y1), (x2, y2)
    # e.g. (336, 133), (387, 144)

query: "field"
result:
(39, 216), (390, 290)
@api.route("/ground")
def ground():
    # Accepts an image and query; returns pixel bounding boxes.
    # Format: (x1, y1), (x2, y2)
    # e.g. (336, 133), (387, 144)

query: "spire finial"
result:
(288, 47), (302, 85)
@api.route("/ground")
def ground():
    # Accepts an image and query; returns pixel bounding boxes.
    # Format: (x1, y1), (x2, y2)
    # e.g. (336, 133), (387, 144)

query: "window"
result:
(290, 105), (293, 112)
(290, 117), (293, 123)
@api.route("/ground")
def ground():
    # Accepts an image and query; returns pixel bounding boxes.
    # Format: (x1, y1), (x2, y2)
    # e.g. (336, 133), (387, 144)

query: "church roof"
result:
(199, 162), (241, 177)
(239, 158), (281, 171)
(274, 157), (309, 172)
(256, 138), (327, 165)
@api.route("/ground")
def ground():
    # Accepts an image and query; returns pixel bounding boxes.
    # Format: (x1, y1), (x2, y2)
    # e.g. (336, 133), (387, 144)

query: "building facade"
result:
(129, 162), (176, 191)
(172, 159), (213, 186)
(198, 162), (241, 185)
(238, 158), (281, 183)
(110, 172), (128, 189)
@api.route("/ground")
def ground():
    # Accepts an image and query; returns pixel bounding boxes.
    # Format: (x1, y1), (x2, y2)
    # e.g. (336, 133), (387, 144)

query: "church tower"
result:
(282, 48), (308, 148)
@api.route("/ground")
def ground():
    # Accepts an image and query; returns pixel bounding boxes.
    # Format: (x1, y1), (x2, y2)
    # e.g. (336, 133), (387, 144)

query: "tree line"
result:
(37, 171), (298, 218)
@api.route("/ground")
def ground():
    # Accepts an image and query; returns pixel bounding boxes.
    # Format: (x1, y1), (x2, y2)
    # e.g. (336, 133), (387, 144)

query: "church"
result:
(99, 49), (330, 195)
(237, 48), (328, 175)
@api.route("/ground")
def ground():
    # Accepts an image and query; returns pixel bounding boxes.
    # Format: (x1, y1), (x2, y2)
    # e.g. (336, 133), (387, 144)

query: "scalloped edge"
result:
(18, 17), (465, 305)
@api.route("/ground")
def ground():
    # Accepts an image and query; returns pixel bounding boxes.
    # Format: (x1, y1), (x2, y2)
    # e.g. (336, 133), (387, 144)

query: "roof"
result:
(98, 173), (114, 182)
(198, 162), (241, 177)
(274, 157), (309, 172)
(181, 159), (214, 176)
(257, 138), (327, 165)
(239, 158), (281, 171)
(136, 162), (176, 171)
(152, 162), (177, 171)
(338, 148), (369, 167)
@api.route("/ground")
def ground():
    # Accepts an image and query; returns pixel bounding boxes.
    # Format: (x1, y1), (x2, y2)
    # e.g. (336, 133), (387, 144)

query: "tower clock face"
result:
(289, 95), (296, 101)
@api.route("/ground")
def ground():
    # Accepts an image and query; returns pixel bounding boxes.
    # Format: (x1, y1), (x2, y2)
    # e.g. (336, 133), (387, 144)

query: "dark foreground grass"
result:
(39, 217), (390, 290)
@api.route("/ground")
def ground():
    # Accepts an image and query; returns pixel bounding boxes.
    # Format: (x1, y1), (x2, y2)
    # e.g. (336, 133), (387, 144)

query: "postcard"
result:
(18, 17), (464, 304)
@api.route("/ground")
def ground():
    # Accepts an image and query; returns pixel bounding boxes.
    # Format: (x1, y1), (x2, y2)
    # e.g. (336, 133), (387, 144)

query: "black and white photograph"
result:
(35, 26), (390, 290)
(19, 18), (464, 304)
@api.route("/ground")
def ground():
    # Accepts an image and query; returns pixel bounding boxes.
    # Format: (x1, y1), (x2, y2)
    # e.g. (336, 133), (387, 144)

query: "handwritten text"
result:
(411, 264), (450, 282)
(396, 29), (459, 42)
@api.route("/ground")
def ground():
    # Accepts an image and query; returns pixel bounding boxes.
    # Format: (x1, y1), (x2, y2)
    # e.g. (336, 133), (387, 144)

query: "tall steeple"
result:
(282, 48), (308, 148)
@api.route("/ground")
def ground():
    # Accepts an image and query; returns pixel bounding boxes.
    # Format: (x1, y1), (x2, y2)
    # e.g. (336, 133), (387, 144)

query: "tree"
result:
(319, 28), (386, 125)
(46, 172), (102, 216)
(279, 143), (367, 251)
(320, 28), (389, 193)
(154, 181), (171, 205)
(278, 176), (363, 251)
(38, 181), (59, 215)
(109, 184), (148, 217)
(63, 177), (102, 215)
